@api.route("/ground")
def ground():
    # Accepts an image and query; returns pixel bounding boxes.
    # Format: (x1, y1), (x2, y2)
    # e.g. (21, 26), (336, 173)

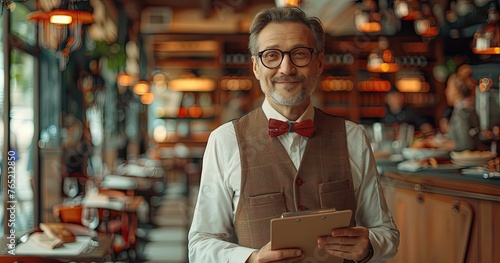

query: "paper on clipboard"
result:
(270, 209), (352, 263)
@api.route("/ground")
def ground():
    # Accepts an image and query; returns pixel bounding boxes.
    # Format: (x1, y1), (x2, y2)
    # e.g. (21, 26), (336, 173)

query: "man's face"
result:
(386, 92), (404, 113)
(251, 22), (324, 107)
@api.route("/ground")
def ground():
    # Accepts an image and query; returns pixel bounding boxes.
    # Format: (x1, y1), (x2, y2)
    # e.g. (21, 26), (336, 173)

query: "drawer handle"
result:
(452, 200), (460, 214)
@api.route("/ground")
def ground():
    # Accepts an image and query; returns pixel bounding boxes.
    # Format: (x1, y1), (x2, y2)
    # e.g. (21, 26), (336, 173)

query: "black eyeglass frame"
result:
(257, 47), (317, 69)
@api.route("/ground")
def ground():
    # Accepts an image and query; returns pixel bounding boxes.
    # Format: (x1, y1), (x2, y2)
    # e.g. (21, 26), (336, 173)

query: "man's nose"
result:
(279, 54), (296, 74)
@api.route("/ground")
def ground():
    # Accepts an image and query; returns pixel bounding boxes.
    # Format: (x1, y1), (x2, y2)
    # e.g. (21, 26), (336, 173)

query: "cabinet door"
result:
(385, 187), (473, 263)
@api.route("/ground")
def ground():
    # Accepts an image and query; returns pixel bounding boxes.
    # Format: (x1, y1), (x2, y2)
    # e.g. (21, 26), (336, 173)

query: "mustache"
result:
(272, 76), (306, 83)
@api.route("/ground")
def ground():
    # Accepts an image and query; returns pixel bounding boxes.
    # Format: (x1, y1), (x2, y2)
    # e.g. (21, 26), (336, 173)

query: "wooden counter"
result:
(378, 164), (500, 263)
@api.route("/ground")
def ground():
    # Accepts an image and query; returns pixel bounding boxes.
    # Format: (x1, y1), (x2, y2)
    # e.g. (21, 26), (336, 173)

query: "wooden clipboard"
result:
(270, 209), (352, 263)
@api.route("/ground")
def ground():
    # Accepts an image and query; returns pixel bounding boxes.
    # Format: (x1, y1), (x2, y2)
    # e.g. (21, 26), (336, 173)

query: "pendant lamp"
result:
(414, 0), (439, 38)
(394, 0), (420, 20)
(354, 0), (382, 33)
(28, 0), (93, 70)
(367, 37), (399, 73)
(472, 2), (500, 55)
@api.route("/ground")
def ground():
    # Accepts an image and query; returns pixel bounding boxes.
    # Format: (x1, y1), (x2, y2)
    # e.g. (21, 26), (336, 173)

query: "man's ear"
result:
(315, 52), (324, 78)
(252, 56), (261, 80)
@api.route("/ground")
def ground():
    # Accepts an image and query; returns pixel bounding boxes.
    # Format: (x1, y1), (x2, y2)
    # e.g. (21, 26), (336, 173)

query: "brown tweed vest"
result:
(232, 107), (357, 250)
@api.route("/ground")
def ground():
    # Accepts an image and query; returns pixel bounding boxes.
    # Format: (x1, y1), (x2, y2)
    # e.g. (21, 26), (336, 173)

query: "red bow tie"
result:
(268, 118), (315, 137)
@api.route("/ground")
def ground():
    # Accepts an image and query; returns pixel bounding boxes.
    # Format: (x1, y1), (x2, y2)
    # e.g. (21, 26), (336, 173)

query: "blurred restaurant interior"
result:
(0, 0), (500, 262)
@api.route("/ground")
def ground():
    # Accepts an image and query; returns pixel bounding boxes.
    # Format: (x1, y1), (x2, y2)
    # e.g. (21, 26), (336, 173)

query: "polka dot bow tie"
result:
(268, 118), (315, 138)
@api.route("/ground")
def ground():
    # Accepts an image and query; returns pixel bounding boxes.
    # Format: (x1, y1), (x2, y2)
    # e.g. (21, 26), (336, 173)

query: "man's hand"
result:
(317, 226), (372, 262)
(246, 242), (304, 263)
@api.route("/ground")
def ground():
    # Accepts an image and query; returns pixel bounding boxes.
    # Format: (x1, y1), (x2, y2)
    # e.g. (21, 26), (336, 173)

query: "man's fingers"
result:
(330, 226), (367, 237)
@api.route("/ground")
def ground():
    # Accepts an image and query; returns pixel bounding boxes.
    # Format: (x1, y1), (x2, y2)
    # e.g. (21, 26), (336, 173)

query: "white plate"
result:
(450, 151), (496, 167)
(452, 160), (486, 167)
(401, 148), (449, 160)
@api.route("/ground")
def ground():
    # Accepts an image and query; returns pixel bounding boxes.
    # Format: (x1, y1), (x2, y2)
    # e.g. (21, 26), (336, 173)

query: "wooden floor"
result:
(134, 180), (196, 263)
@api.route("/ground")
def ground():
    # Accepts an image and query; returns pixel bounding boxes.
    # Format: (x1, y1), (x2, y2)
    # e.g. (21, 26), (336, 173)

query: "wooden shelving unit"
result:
(149, 33), (446, 143)
(318, 35), (444, 125)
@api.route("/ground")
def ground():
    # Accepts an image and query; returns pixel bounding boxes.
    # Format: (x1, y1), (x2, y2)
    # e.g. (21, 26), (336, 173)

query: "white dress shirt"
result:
(188, 98), (399, 263)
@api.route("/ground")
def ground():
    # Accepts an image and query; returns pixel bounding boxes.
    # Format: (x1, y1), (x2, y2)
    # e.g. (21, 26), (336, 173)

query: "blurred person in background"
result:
(221, 91), (254, 123)
(439, 65), (486, 152)
(382, 87), (434, 136)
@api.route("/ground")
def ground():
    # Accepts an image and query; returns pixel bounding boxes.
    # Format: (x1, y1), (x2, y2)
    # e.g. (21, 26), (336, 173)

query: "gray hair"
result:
(248, 7), (325, 56)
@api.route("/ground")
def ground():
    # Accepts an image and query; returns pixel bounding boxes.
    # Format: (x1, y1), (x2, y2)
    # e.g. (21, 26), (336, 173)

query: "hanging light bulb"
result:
(394, 0), (420, 20)
(472, 2), (500, 55)
(354, 0), (382, 33)
(275, 0), (303, 7)
(133, 80), (150, 95)
(28, 0), (93, 71)
(140, 92), (155, 105)
(414, 0), (439, 38)
(367, 37), (399, 73)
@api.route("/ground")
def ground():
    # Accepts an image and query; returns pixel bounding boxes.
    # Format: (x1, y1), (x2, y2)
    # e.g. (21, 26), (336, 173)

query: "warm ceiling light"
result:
(169, 73), (216, 92)
(50, 14), (72, 24)
(414, 0), (439, 38)
(472, 3), (500, 55)
(140, 93), (155, 105)
(394, 0), (420, 20)
(28, 3), (94, 71)
(367, 37), (399, 73)
(275, 0), (303, 7)
(354, 0), (382, 33)
(396, 77), (428, 92)
(133, 81), (150, 95)
(117, 73), (136, 87)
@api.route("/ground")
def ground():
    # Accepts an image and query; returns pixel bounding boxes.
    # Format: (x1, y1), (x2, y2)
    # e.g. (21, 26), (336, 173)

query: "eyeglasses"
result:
(257, 47), (316, 69)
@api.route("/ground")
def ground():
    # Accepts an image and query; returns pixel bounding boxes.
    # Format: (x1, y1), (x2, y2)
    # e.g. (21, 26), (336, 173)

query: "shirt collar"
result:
(262, 97), (315, 122)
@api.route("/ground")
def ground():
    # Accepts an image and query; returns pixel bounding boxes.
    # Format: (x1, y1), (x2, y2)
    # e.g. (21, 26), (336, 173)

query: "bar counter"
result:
(377, 161), (500, 263)
(379, 164), (500, 198)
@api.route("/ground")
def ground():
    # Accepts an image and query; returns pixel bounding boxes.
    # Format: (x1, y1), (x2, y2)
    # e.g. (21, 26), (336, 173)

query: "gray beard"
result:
(267, 88), (307, 106)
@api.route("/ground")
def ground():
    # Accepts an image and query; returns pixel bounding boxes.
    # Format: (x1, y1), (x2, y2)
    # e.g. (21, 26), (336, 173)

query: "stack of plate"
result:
(401, 147), (449, 160)
(450, 151), (497, 167)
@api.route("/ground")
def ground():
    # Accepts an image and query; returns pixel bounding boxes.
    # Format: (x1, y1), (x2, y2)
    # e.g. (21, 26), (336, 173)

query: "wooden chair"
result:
(52, 202), (128, 260)
(52, 204), (83, 224)
(97, 189), (135, 259)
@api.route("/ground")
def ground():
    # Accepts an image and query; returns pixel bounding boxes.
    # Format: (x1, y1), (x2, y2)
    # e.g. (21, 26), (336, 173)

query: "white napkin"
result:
(397, 160), (424, 172)
(82, 194), (124, 210)
(100, 175), (138, 190)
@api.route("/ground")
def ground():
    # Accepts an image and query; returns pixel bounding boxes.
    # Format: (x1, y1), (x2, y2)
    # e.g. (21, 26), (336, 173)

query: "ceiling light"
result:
(414, 0), (439, 38)
(28, 1), (93, 71)
(140, 93), (155, 105)
(133, 81), (150, 95)
(354, 0), (382, 33)
(394, 0), (420, 20)
(169, 72), (215, 92)
(472, 2), (500, 55)
(275, 0), (303, 7)
(367, 37), (399, 73)
(117, 73), (137, 87)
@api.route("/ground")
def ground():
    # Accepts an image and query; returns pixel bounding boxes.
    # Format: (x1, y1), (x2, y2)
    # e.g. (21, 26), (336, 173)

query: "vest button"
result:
(296, 178), (303, 186)
(298, 206), (306, 211)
